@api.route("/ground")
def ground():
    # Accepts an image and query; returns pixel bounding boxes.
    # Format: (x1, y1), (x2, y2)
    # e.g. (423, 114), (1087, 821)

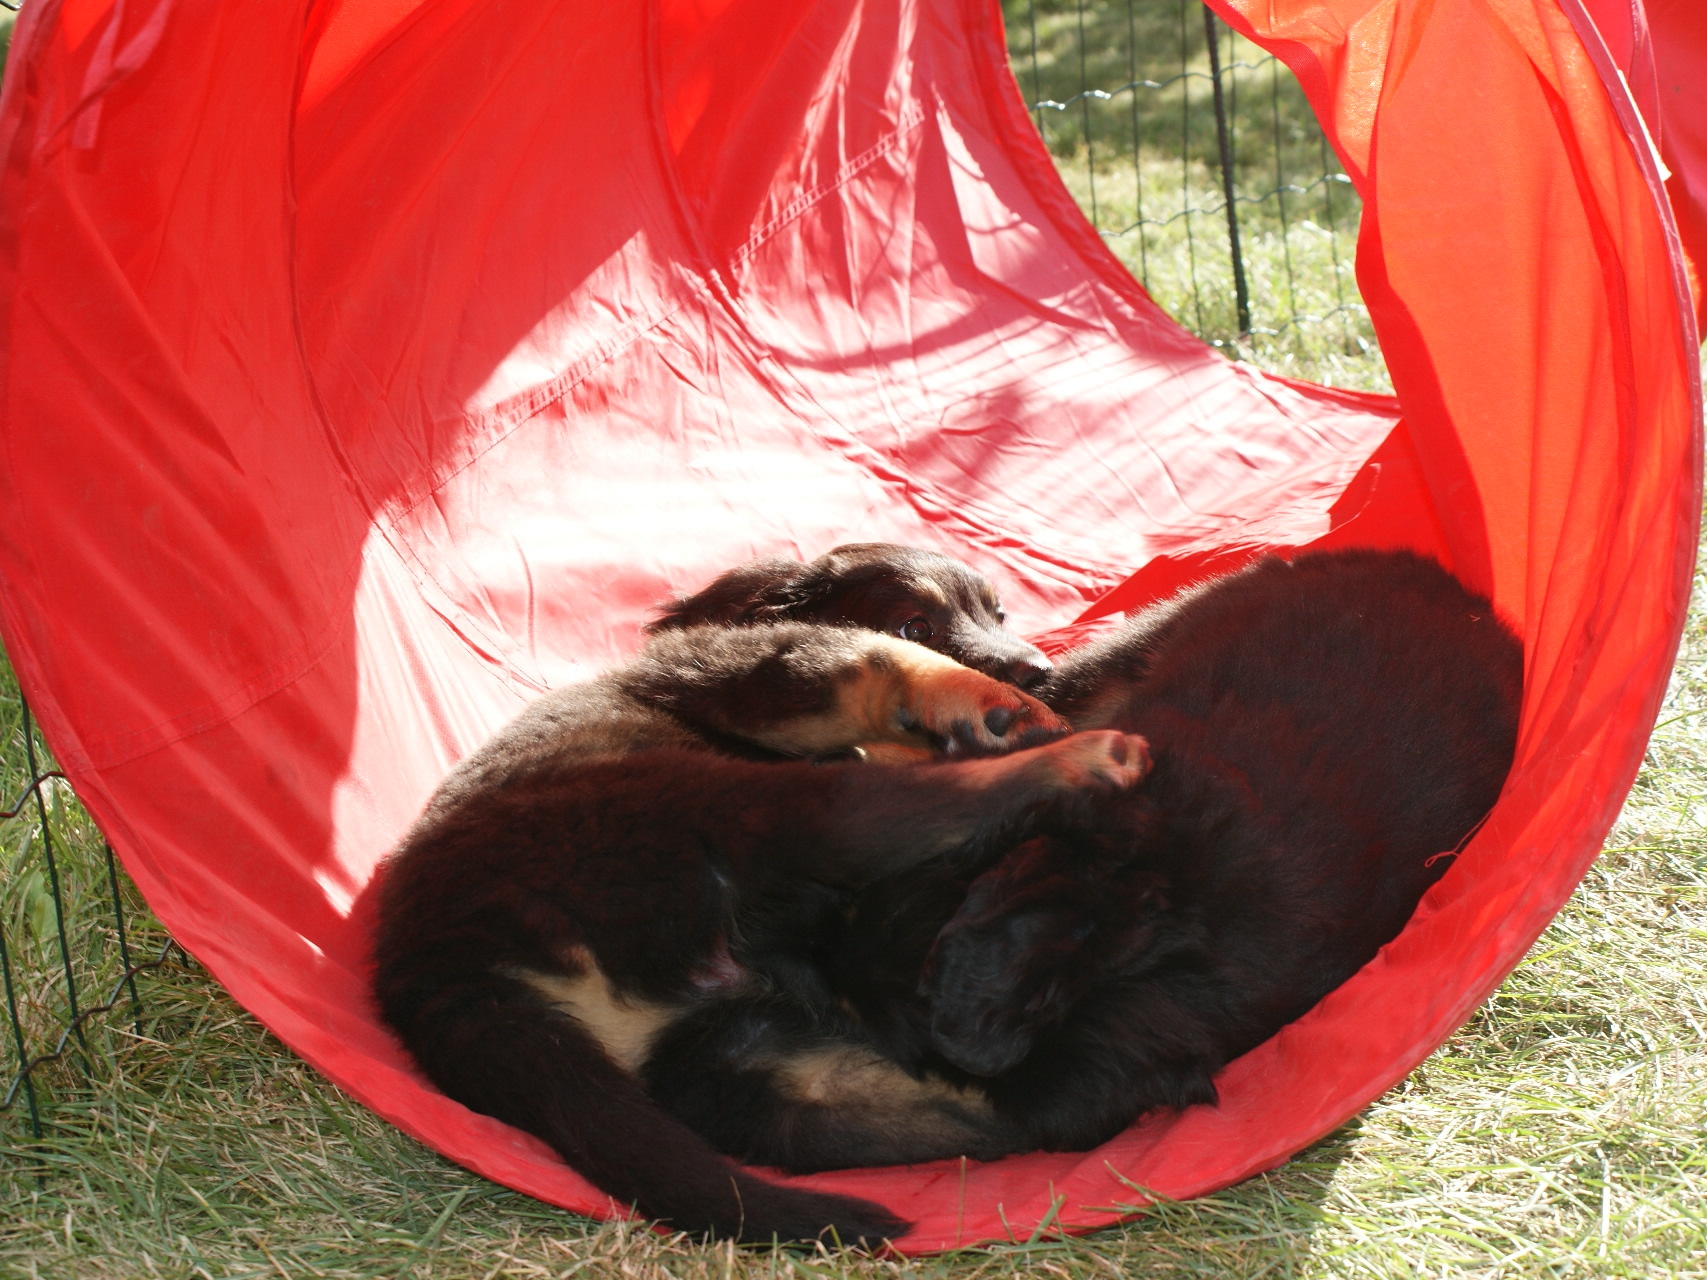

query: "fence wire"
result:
(1007, 0), (1384, 387)
(1, 690), (185, 1138)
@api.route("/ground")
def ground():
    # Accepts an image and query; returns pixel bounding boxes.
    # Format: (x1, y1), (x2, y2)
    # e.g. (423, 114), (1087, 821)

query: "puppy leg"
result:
(450, 732), (1149, 953)
(732, 729), (1153, 887)
(844, 635), (1070, 755)
(623, 623), (1069, 758)
(645, 992), (1026, 1173)
(385, 967), (907, 1244)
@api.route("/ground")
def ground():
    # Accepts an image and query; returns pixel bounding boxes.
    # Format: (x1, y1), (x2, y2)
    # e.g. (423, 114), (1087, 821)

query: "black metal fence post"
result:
(1201, 5), (1251, 336)
(20, 703), (87, 1065)
(0, 905), (42, 1139)
(2, 694), (182, 1133)
(105, 844), (144, 1037)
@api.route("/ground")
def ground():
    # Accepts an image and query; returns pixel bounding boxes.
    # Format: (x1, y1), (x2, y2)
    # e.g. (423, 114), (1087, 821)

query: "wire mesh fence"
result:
(0, 0), (1384, 1140)
(1005, 0), (1388, 391)
(0, 678), (187, 1143)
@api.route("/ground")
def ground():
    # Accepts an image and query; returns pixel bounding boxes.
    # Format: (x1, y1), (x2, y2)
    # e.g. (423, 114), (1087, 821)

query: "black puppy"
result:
(826, 548), (1522, 1153)
(371, 546), (1145, 1245)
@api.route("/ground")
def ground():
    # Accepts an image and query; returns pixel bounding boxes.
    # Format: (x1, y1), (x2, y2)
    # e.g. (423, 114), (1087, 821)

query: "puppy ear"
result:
(920, 849), (1100, 1077)
(923, 905), (1092, 1077)
(646, 557), (824, 632)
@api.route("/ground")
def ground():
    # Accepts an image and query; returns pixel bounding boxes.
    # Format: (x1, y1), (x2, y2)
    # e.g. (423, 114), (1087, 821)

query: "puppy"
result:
(648, 543), (1054, 690)
(371, 546), (1147, 1245)
(828, 548), (1523, 1153)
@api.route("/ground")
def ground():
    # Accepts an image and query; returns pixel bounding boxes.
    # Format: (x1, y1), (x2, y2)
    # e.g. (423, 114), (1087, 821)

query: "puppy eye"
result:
(898, 617), (933, 643)
(995, 606), (1007, 624)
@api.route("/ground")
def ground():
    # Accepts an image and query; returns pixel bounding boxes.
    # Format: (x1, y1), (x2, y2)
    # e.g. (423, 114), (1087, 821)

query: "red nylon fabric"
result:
(0, 0), (1698, 1252)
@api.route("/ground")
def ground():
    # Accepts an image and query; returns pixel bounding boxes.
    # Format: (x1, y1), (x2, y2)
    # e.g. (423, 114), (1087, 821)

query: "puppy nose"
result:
(1008, 655), (1053, 689)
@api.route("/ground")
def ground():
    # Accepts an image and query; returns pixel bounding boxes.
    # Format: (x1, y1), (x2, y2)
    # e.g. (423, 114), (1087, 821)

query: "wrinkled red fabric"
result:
(0, 0), (1697, 1253)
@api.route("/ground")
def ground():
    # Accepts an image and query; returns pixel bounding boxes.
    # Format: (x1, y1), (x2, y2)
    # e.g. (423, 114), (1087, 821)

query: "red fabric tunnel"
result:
(0, 0), (1699, 1252)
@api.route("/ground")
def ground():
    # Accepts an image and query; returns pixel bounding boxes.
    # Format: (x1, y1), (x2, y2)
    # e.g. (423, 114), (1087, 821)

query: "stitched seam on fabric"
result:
(364, 107), (946, 676)
(685, 76), (1133, 591)
(384, 294), (694, 532)
(53, 609), (356, 772)
(338, 105), (934, 651)
(360, 291), (703, 693)
(741, 338), (1130, 592)
(726, 100), (928, 271)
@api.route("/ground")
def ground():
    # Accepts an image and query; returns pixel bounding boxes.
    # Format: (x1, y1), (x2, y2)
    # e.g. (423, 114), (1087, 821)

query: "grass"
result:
(2, 1), (1705, 1276)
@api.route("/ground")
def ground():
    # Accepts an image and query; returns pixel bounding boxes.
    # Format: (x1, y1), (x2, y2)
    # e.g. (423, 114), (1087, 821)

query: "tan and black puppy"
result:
(371, 548), (1148, 1247)
(649, 543), (1054, 691)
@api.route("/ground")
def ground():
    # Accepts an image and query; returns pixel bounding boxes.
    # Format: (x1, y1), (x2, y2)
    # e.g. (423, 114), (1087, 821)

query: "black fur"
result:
(371, 547), (1138, 1245)
(833, 548), (1523, 1153)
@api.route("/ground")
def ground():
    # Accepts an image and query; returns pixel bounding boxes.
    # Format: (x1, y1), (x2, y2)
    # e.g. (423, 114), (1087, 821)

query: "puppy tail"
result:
(389, 973), (908, 1247)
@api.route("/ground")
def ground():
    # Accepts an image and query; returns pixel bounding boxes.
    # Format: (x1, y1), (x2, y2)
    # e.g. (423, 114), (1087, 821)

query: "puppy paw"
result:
(885, 648), (1070, 754)
(1030, 730), (1151, 793)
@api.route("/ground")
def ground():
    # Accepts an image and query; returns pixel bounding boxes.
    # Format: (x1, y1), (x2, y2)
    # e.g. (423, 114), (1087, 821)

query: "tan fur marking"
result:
(902, 578), (950, 609)
(513, 949), (676, 1073)
(866, 640), (1071, 749)
(748, 636), (1067, 758)
(1065, 685), (1133, 731)
(837, 640), (956, 745)
(773, 1046), (995, 1115)
(742, 637), (953, 755)
(742, 634), (1073, 759)
(853, 742), (937, 765)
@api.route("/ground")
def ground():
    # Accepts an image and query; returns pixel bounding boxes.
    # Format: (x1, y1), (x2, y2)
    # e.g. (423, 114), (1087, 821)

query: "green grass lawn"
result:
(3, 2), (1706, 1277)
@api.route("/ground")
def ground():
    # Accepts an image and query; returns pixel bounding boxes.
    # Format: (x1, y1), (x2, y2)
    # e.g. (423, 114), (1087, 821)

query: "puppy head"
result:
(648, 543), (1053, 688)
